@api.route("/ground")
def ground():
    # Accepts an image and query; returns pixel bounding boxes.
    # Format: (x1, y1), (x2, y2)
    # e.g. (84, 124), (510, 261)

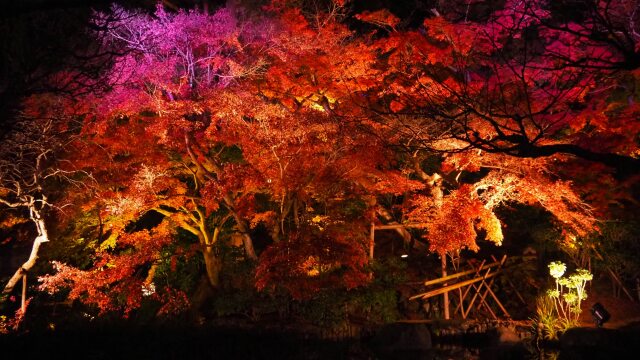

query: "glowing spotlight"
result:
(400, 254), (409, 258)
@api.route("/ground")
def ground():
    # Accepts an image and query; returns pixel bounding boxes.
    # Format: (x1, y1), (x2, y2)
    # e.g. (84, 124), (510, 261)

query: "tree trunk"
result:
(2, 216), (48, 301)
(189, 274), (215, 322)
(230, 212), (257, 260)
(185, 134), (257, 260)
(202, 245), (222, 287)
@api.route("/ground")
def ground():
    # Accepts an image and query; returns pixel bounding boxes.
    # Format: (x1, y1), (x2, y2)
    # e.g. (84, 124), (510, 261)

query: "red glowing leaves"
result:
(255, 224), (370, 299)
(355, 9), (400, 30)
(39, 223), (185, 317)
(389, 99), (405, 113)
(27, 0), (638, 316)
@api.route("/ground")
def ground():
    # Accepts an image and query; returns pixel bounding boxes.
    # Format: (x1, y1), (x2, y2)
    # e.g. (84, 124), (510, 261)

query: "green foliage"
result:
(296, 286), (399, 327)
(210, 242), (265, 318)
(339, 198), (367, 220)
(590, 221), (640, 283)
(294, 258), (406, 327)
(215, 144), (246, 164)
(154, 243), (202, 294)
(43, 212), (100, 270)
(209, 253), (406, 328)
(532, 261), (592, 340)
(532, 295), (560, 340)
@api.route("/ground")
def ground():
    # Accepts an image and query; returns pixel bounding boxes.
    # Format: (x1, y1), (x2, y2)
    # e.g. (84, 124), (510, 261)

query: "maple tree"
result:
(364, 0), (639, 177)
(342, 0), (640, 254)
(9, 0), (635, 319)
(37, 2), (395, 309)
(39, 5), (269, 302)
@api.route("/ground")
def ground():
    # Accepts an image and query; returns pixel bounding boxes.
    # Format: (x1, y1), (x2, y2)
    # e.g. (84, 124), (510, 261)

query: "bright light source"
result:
(400, 254), (408, 258)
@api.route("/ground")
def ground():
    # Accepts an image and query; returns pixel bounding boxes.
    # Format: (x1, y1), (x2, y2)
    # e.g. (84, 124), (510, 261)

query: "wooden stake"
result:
(454, 259), (486, 315)
(424, 259), (500, 286)
(490, 255), (526, 305)
(462, 268), (493, 318)
(410, 271), (501, 300)
(483, 282), (511, 318)
(369, 222), (375, 259)
(442, 255), (449, 320)
(21, 274), (27, 312)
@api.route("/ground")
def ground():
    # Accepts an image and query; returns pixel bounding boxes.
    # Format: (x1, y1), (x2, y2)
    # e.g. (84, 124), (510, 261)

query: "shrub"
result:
(533, 261), (592, 340)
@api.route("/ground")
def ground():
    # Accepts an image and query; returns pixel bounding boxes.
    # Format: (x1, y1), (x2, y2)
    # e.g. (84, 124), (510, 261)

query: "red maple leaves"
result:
(17, 0), (637, 316)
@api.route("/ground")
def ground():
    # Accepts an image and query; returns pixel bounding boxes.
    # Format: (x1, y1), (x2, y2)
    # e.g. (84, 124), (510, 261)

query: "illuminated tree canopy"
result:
(1, 0), (638, 318)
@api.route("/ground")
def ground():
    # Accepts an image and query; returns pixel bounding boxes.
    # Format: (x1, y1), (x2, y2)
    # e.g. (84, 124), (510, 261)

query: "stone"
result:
(371, 323), (433, 352)
(496, 325), (520, 344)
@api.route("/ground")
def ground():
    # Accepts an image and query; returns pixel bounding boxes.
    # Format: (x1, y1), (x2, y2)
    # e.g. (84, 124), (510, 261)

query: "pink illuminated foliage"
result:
(38, 2), (404, 309)
(369, 0), (640, 177)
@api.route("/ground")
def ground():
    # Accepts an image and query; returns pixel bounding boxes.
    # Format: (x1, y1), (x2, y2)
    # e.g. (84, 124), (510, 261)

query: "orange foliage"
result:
(408, 185), (503, 255)
(255, 224), (370, 299)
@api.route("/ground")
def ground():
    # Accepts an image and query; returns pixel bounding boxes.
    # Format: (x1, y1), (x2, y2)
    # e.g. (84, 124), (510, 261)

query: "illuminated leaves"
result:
(255, 223), (370, 299)
(355, 9), (400, 30)
(39, 223), (188, 317)
(26, 0), (637, 317)
(407, 185), (503, 255)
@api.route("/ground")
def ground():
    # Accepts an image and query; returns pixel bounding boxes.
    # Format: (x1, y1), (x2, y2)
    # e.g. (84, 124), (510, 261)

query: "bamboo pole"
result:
(409, 270), (501, 300)
(442, 256), (449, 320)
(462, 268), (494, 318)
(464, 255), (508, 319)
(21, 274), (27, 312)
(483, 282), (511, 318)
(369, 222), (375, 259)
(457, 287), (465, 319)
(454, 259), (486, 316)
(424, 260), (501, 286)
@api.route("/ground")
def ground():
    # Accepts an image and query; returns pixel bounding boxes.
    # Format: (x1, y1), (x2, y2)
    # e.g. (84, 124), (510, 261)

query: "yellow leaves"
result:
(477, 210), (504, 246)
(311, 215), (329, 224)
(301, 256), (321, 277)
(310, 102), (327, 112)
(99, 231), (120, 251)
(250, 211), (276, 229)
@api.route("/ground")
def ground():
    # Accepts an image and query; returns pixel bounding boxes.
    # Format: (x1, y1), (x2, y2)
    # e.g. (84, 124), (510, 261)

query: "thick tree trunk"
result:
(185, 134), (258, 260)
(202, 246), (222, 287)
(2, 216), (48, 301)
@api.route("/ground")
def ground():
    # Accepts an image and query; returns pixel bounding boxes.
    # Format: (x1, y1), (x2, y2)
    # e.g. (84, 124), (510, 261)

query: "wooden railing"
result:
(409, 255), (527, 320)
